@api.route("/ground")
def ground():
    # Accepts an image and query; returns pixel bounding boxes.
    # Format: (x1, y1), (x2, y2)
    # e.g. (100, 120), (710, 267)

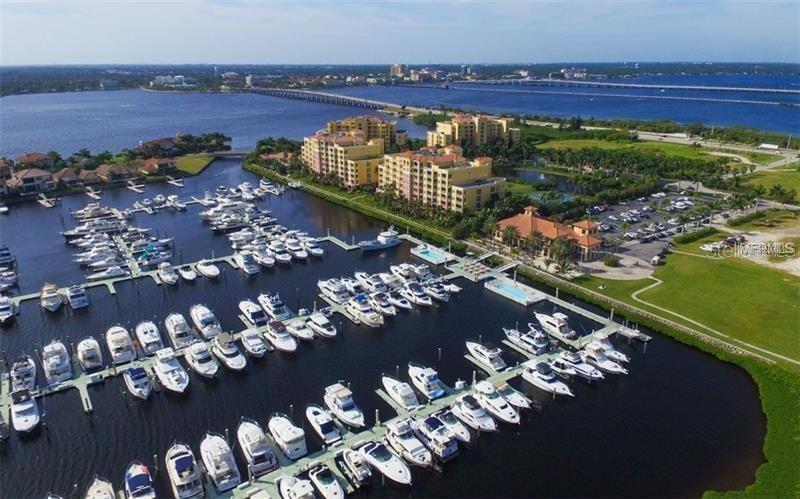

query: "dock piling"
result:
(374, 409), (380, 427)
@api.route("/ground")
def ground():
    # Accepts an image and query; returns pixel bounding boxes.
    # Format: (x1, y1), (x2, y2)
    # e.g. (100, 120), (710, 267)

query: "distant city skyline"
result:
(1, 1), (798, 65)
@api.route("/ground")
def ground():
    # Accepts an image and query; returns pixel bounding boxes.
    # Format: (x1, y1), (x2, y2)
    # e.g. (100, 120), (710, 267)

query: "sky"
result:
(1, 0), (798, 65)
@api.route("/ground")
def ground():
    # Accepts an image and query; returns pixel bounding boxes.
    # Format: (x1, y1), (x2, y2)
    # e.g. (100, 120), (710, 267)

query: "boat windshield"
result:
(200, 316), (216, 327)
(340, 400), (356, 412)
(319, 421), (337, 435)
(437, 411), (457, 425)
(371, 444), (392, 462)
(315, 468), (335, 484)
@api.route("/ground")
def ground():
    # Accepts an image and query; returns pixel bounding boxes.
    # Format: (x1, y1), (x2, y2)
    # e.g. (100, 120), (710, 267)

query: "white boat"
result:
(10, 355), (36, 391)
(359, 226), (401, 252)
(473, 380), (520, 424)
(286, 319), (315, 341)
(535, 312), (578, 339)
(359, 441), (412, 485)
(560, 351), (604, 381)
(122, 367), (152, 400)
(266, 321), (298, 352)
(184, 341), (219, 378)
(153, 347), (190, 394)
(268, 413), (307, 460)
(135, 321), (164, 355)
(355, 272), (388, 293)
(236, 300), (265, 328)
(309, 464), (345, 499)
(195, 259), (220, 278)
(307, 312), (337, 338)
(369, 292), (397, 316)
(582, 343), (628, 375)
(0, 244), (15, 266)
(67, 285), (90, 309)
(253, 249), (275, 268)
(382, 375), (421, 411)
(317, 279), (350, 304)
(177, 266), (197, 282)
(431, 408), (471, 444)
(451, 394), (496, 432)
(593, 334), (630, 363)
(258, 293), (292, 321)
(408, 362), (445, 400)
(386, 290), (412, 310)
(124, 461), (156, 499)
(548, 356), (579, 378)
(276, 475), (315, 499)
(341, 277), (364, 296)
(441, 281), (462, 294)
(496, 383), (532, 410)
(504, 326), (550, 356)
(0, 296), (16, 325)
(157, 262), (179, 285)
(211, 334), (247, 371)
(42, 340), (72, 385)
(85, 476), (115, 499)
(190, 304), (222, 339)
(10, 389), (40, 433)
(339, 449), (371, 488)
(423, 282), (449, 302)
(521, 361), (575, 396)
(324, 383), (365, 428)
(40, 283), (63, 312)
(239, 328), (269, 357)
(385, 418), (432, 468)
(200, 432), (241, 492)
(234, 251), (260, 275)
(410, 415), (459, 462)
(165, 313), (194, 349)
(285, 239), (308, 260)
(106, 325), (136, 364)
(269, 245), (293, 265)
(305, 404), (341, 445)
(77, 336), (104, 372)
(400, 283), (432, 306)
(165, 443), (204, 499)
(465, 340), (507, 372)
(237, 419), (279, 477)
(390, 263), (416, 281)
(87, 266), (130, 281)
(303, 239), (325, 257)
(345, 295), (383, 328)
(412, 264), (434, 281)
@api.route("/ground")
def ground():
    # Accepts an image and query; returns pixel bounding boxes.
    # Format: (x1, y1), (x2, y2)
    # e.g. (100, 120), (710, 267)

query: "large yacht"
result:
(66, 285), (90, 310)
(237, 419), (279, 476)
(239, 299), (268, 327)
(408, 362), (445, 400)
(307, 312), (337, 338)
(106, 325), (136, 365)
(200, 432), (241, 492)
(369, 292), (397, 316)
(123, 461), (156, 499)
(234, 251), (260, 275)
(359, 441), (411, 485)
(189, 304), (222, 339)
(345, 295), (384, 328)
(153, 348), (190, 394)
(10, 355), (36, 391)
(308, 464), (345, 499)
(157, 262), (179, 285)
(385, 418), (432, 468)
(559, 351), (604, 381)
(77, 336), (104, 373)
(165, 443), (204, 499)
(317, 278), (350, 304)
(239, 328), (269, 357)
(0, 296), (16, 325)
(268, 413), (307, 460)
(473, 381), (521, 424)
(305, 404), (342, 445)
(431, 408), (471, 444)
(135, 321), (164, 356)
(184, 341), (219, 378)
(411, 415), (459, 462)
(258, 293), (292, 321)
(535, 311), (578, 339)
(400, 282), (432, 306)
(265, 321), (298, 352)
(10, 389), (40, 433)
(582, 343), (628, 375)
(42, 340), (72, 385)
(324, 383), (365, 428)
(40, 283), (63, 312)
(122, 367), (152, 400)
(195, 259), (220, 278)
(465, 340), (507, 373)
(503, 326), (550, 356)
(211, 334), (247, 371)
(451, 395), (496, 432)
(521, 361), (575, 396)
(382, 375), (421, 411)
(165, 313), (194, 350)
(359, 226), (401, 252)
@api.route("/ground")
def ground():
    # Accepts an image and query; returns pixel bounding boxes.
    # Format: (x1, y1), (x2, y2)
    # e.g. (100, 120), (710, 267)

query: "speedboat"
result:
(165, 313), (194, 349)
(258, 293), (292, 321)
(286, 318), (315, 341)
(582, 343), (628, 375)
(177, 266), (197, 282)
(521, 361), (575, 396)
(465, 340), (507, 373)
(184, 341), (219, 378)
(431, 408), (471, 444)
(473, 381), (520, 424)
(10, 389), (40, 433)
(385, 418), (432, 468)
(548, 356), (579, 378)
(253, 249), (275, 268)
(451, 395), (496, 432)
(268, 413), (307, 460)
(211, 334), (247, 371)
(153, 347), (190, 393)
(42, 340), (72, 385)
(10, 355), (36, 391)
(411, 415), (459, 462)
(266, 321), (298, 352)
(0, 296), (16, 325)
(309, 464), (345, 499)
(324, 383), (365, 428)
(237, 418), (279, 477)
(67, 285), (90, 309)
(382, 375), (421, 411)
(239, 299), (268, 327)
(122, 367), (152, 400)
(504, 326), (550, 356)
(496, 383), (532, 410)
(195, 259), (220, 278)
(40, 283), (63, 312)
(317, 278), (350, 304)
(386, 290), (412, 310)
(338, 449), (371, 489)
(200, 432), (241, 492)
(345, 295), (384, 328)
(305, 404), (342, 444)
(441, 281), (462, 294)
(593, 333), (630, 363)
(423, 282), (449, 302)
(77, 336), (104, 372)
(359, 441), (411, 485)
(239, 328), (269, 357)
(190, 304), (222, 339)
(308, 312), (337, 338)
(400, 282), (432, 306)
(85, 476), (115, 499)
(369, 292), (397, 316)
(123, 461), (156, 499)
(87, 265), (130, 281)
(106, 325), (136, 364)
(157, 262), (179, 285)
(234, 251), (260, 275)
(135, 321), (164, 355)
(165, 443), (204, 499)
(408, 362), (445, 400)
(535, 312), (578, 339)
(276, 475), (315, 499)
(560, 351), (604, 381)
(359, 226), (401, 252)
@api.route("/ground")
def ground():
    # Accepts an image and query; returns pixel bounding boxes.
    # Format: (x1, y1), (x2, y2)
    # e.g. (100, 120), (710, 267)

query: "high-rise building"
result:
(390, 64), (407, 78)
(426, 115), (520, 148)
(301, 131), (384, 190)
(326, 116), (407, 146)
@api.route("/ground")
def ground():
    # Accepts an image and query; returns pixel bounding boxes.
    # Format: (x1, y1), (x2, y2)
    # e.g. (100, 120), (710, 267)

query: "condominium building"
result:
(378, 146), (506, 212)
(390, 64), (407, 78)
(326, 116), (407, 146)
(301, 131), (384, 190)
(426, 115), (520, 148)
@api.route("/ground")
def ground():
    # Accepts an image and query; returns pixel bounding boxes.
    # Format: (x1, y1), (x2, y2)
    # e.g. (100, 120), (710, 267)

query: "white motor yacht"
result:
(324, 383), (365, 428)
(165, 313), (194, 349)
(451, 395), (496, 432)
(307, 312), (337, 338)
(200, 432), (242, 492)
(359, 441), (412, 485)
(253, 249), (275, 268)
(10, 355), (36, 391)
(0, 295), (16, 325)
(423, 282), (449, 302)
(211, 334), (247, 371)
(258, 293), (292, 321)
(266, 321), (298, 352)
(237, 418), (279, 477)
(42, 340), (72, 385)
(473, 381), (520, 424)
(386, 290), (412, 310)
(276, 475), (315, 499)
(355, 272), (387, 293)
(157, 262), (179, 285)
(85, 477), (115, 499)
(302, 239), (325, 257)
(239, 299), (268, 327)
(40, 283), (63, 312)
(269, 245), (293, 265)
(594, 333), (630, 363)
(286, 319), (315, 341)
(412, 263), (435, 281)
(195, 259), (220, 278)
(345, 295), (384, 328)
(135, 321), (164, 355)
(369, 292), (397, 316)
(504, 326), (550, 356)
(106, 325), (136, 365)
(317, 278), (350, 304)
(382, 375), (421, 411)
(465, 340), (507, 373)
(521, 361), (575, 396)
(431, 408), (471, 444)
(496, 383), (533, 410)
(0, 244), (16, 266)
(408, 362), (445, 400)
(548, 356), (579, 378)
(268, 413), (307, 460)
(87, 265), (130, 281)
(122, 367), (152, 400)
(400, 282), (432, 306)
(239, 328), (269, 357)
(411, 415), (459, 462)
(341, 277), (364, 296)
(77, 336), (104, 373)
(390, 263), (417, 281)
(339, 449), (371, 489)
(10, 389), (40, 433)
(582, 343), (628, 375)
(123, 461), (156, 499)
(560, 351), (604, 381)
(184, 341), (219, 378)
(309, 464), (345, 499)
(385, 418), (432, 468)
(535, 311), (578, 339)
(189, 304), (222, 339)
(165, 443), (204, 499)
(285, 238), (308, 260)
(234, 251), (260, 275)
(359, 226), (401, 252)
(153, 347), (190, 394)
(305, 404), (341, 445)
(177, 266), (197, 282)
(67, 285), (90, 310)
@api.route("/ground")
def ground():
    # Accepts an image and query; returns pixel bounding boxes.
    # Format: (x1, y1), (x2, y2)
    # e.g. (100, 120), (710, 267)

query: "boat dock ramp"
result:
(165, 176), (184, 187)
(126, 181), (145, 194)
(37, 193), (59, 208)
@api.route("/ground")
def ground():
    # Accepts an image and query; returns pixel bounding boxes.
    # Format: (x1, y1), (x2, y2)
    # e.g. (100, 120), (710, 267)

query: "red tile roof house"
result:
(95, 164), (137, 183)
(14, 152), (55, 169)
(53, 167), (81, 187)
(495, 205), (603, 261)
(5, 168), (57, 194)
(0, 157), (13, 180)
(139, 158), (177, 176)
(78, 169), (101, 185)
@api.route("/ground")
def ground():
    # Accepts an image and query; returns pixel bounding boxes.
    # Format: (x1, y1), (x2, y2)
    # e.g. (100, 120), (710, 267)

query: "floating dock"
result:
(484, 277), (546, 306)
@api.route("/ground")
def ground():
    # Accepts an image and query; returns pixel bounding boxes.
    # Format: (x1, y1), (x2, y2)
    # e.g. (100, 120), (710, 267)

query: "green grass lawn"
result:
(506, 181), (536, 198)
(743, 165), (800, 193)
(727, 209), (800, 232)
(176, 155), (214, 174)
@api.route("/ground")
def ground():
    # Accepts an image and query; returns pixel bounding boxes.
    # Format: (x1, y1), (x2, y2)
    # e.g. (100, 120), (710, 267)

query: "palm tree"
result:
(525, 230), (545, 256)
(501, 226), (521, 246)
(550, 237), (571, 262)
(482, 216), (499, 237)
(555, 259), (572, 276)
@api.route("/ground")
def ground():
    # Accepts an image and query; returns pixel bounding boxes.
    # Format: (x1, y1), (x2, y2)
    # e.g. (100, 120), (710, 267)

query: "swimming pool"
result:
(411, 244), (454, 265)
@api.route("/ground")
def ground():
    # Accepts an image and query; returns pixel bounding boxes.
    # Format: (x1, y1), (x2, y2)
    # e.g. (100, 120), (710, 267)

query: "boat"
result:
(10, 355), (36, 391)
(237, 419), (279, 477)
(341, 277), (364, 296)
(451, 395), (496, 432)
(309, 464), (345, 499)
(548, 356), (578, 378)
(189, 304), (222, 339)
(0, 244), (16, 266)
(535, 312), (578, 339)
(239, 328), (269, 357)
(465, 340), (507, 372)
(503, 326), (550, 356)
(269, 244), (292, 265)
(431, 408), (471, 443)
(177, 266), (197, 282)
(77, 336), (104, 372)
(412, 263), (434, 281)
(234, 251), (260, 275)
(324, 383), (365, 428)
(305, 404), (341, 445)
(123, 461), (156, 499)
(10, 389), (40, 433)
(581, 343), (628, 375)
(122, 367), (152, 400)
(195, 259), (220, 278)
(0, 296), (16, 325)
(61, 218), (129, 239)
(265, 321), (298, 352)
(410, 415), (459, 462)
(135, 321), (165, 355)
(303, 239), (325, 257)
(400, 283), (432, 306)
(276, 475), (315, 499)
(42, 340), (72, 385)
(369, 292), (397, 316)
(359, 226), (401, 252)
(268, 413), (307, 460)
(253, 249), (275, 268)
(152, 348), (190, 394)
(317, 279), (350, 304)
(286, 319), (315, 341)
(200, 432), (242, 492)
(106, 325), (136, 364)
(382, 375), (421, 411)
(473, 381), (520, 424)
(389, 263), (417, 281)
(521, 361), (575, 396)
(355, 272), (388, 293)
(239, 299), (268, 327)
(338, 449), (371, 489)
(87, 266), (130, 281)
(258, 292), (292, 321)
(593, 333), (630, 363)
(408, 362), (445, 400)
(307, 312), (337, 338)
(211, 334), (247, 371)
(165, 313), (194, 349)
(184, 341), (219, 378)
(386, 290), (412, 310)
(359, 441), (411, 485)
(385, 418), (432, 468)
(40, 283), (63, 312)
(165, 442), (204, 499)
(157, 262), (179, 285)
(423, 282), (450, 302)
(345, 295), (384, 328)
(84, 476), (115, 499)
(67, 285), (90, 309)
(496, 383), (532, 410)
(441, 281), (462, 294)
(559, 351), (604, 381)
(285, 238), (308, 260)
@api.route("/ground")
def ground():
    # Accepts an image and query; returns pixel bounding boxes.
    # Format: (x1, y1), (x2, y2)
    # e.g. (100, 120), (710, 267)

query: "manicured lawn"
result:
(538, 139), (626, 151)
(176, 155), (214, 174)
(727, 209), (800, 232)
(506, 181), (536, 198)
(743, 166), (800, 193)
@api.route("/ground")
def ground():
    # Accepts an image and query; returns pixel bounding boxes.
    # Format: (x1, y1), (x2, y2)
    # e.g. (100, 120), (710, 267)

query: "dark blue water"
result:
(0, 160), (765, 498)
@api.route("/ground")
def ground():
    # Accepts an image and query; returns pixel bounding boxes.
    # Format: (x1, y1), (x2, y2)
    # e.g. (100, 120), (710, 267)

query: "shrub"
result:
(674, 227), (717, 244)
(603, 254), (621, 267)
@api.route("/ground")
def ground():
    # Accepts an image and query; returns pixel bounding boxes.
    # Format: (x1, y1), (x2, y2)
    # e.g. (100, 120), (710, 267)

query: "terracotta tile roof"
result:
(54, 167), (79, 181)
(9, 168), (52, 179)
(497, 211), (602, 248)
(573, 220), (598, 230)
(15, 152), (52, 164)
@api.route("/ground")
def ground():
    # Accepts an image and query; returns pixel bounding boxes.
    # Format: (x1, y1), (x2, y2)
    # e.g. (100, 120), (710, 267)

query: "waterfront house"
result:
(495, 206), (602, 261)
(139, 158), (177, 176)
(0, 157), (13, 180)
(78, 169), (101, 185)
(53, 167), (81, 187)
(137, 137), (180, 157)
(96, 164), (136, 183)
(259, 151), (296, 164)
(14, 152), (55, 170)
(5, 168), (56, 194)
